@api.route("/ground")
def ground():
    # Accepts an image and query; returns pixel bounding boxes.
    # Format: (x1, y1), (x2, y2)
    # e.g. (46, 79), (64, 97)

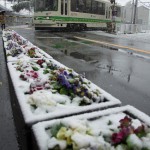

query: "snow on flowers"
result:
(44, 114), (150, 150)
(10, 58), (104, 114)
(3, 29), (51, 60)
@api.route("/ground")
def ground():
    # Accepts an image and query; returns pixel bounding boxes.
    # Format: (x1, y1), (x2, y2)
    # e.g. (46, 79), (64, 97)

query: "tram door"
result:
(61, 0), (68, 15)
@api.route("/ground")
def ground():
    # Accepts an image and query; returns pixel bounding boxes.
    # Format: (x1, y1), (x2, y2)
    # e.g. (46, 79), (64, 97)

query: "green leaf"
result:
(83, 82), (88, 84)
(79, 99), (90, 106)
(66, 145), (73, 150)
(53, 83), (62, 90)
(51, 123), (65, 138)
(32, 66), (39, 71)
(68, 69), (73, 73)
(60, 87), (68, 95)
(68, 79), (75, 84)
(43, 69), (49, 74)
(108, 120), (112, 125)
(31, 104), (37, 109)
(69, 92), (75, 99)
(6, 53), (11, 57)
(126, 134), (143, 150)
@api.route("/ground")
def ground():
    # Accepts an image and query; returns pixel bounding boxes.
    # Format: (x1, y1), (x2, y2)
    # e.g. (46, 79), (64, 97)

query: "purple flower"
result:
(58, 74), (71, 88)
(63, 71), (68, 76)
(73, 86), (81, 93)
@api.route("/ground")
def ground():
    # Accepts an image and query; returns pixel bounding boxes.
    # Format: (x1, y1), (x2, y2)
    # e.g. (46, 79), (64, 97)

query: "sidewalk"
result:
(0, 31), (18, 150)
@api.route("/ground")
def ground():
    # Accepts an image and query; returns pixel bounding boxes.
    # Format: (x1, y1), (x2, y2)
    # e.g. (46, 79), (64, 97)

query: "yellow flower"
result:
(57, 127), (67, 140)
(57, 127), (73, 145)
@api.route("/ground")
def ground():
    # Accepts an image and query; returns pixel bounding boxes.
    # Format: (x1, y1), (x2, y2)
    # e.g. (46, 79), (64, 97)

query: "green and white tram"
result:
(33, 0), (121, 30)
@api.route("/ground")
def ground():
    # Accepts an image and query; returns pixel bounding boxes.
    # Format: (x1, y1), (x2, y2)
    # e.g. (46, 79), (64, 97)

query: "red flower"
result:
(37, 59), (45, 67)
(26, 70), (38, 79)
(134, 125), (146, 138)
(119, 116), (132, 128)
(112, 132), (124, 144)
(30, 83), (44, 94)
(112, 126), (134, 145)
(20, 74), (27, 81)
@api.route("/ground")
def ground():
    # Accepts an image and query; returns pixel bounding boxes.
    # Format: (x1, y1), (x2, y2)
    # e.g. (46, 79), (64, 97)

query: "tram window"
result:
(92, 1), (98, 14)
(71, 0), (86, 13)
(45, 0), (58, 11)
(98, 2), (105, 15)
(77, 0), (85, 12)
(85, 0), (92, 13)
(35, 0), (58, 11)
(35, 0), (45, 11)
(71, 0), (76, 12)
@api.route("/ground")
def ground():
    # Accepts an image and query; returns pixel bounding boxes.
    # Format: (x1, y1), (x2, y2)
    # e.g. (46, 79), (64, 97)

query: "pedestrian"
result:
(0, 11), (6, 30)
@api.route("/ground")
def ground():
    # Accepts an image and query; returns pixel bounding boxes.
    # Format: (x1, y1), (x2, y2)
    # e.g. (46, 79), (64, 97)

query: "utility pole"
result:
(131, 0), (134, 24)
(5, 0), (6, 7)
(133, 0), (138, 24)
(110, 0), (116, 33)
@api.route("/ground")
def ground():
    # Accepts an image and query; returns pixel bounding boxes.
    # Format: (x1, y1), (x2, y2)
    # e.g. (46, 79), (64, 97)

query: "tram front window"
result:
(35, 0), (45, 11)
(35, 0), (58, 11)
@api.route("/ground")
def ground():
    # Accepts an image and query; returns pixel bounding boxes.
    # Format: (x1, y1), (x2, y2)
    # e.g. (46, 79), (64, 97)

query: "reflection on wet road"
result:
(74, 36), (150, 55)
(13, 27), (150, 115)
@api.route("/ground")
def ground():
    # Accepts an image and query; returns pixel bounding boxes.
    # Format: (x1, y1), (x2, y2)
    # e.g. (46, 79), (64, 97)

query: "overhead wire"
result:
(138, 0), (150, 9)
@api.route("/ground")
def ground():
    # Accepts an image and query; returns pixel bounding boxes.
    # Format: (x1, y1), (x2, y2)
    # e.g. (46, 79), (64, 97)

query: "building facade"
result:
(122, 2), (150, 25)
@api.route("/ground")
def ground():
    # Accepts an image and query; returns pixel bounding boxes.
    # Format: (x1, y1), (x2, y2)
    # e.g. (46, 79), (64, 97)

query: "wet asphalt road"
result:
(12, 26), (150, 116)
(85, 31), (150, 52)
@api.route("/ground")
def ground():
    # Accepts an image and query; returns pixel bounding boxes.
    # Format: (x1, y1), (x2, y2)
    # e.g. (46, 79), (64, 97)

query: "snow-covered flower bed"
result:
(8, 58), (121, 124)
(2, 29), (52, 61)
(32, 105), (150, 150)
(2, 29), (121, 125)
